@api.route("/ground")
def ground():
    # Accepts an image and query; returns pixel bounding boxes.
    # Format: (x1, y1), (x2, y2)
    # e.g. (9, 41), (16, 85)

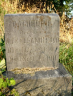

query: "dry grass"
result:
(60, 14), (73, 43)
(11, 67), (58, 74)
(0, 0), (73, 44)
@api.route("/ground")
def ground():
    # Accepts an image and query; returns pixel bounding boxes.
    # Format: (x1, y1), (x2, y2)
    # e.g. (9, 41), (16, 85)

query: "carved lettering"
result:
(13, 19), (51, 28)
(31, 20), (35, 27)
(41, 21), (45, 27)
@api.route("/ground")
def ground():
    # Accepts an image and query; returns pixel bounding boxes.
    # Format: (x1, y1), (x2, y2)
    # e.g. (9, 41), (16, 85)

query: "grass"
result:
(59, 42), (73, 95)
(59, 42), (73, 76)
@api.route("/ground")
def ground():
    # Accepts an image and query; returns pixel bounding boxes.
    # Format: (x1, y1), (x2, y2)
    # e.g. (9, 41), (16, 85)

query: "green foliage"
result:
(11, 89), (19, 96)
(48, 0), (73, 16)
(0, 36), (6, 73)
(0, 59), (6, 73)
(59, 42), (73, 76)
(0, 35), (6, 62)
(64, 1), (73, 17)
(0, 71), (19, 96)
(59, 42), (73, 95)
(9, 78), (16, 86)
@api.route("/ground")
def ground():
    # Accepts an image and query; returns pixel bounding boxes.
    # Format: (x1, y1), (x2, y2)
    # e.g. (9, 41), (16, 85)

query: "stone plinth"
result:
(4, 64), (72, 96)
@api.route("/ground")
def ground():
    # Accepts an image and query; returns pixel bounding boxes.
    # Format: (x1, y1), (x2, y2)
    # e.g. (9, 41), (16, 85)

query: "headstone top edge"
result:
(4, 13), (59, 17)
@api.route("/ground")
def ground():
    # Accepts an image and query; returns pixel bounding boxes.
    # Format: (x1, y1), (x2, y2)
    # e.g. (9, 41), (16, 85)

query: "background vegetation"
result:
(0, 0), (73, 95)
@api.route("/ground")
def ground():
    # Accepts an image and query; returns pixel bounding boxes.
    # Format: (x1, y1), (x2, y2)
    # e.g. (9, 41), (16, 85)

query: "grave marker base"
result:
(4, 63), (72, 96)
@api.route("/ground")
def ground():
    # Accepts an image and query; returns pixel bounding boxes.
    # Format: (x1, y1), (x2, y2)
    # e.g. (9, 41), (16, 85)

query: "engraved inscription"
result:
(7, 47), (14, 53)
(18, 37), (59, 43)
(12, 19), (51, 29)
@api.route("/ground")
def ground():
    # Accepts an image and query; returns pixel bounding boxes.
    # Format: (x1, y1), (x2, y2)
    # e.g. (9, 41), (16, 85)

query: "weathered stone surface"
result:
(4, 13), (60, 71)
(4, 64), (72, 96)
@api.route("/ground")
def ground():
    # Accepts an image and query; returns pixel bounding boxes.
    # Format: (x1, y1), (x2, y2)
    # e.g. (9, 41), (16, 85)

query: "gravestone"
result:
(4, 13), (72, 96)
(4, 13), (59, 71)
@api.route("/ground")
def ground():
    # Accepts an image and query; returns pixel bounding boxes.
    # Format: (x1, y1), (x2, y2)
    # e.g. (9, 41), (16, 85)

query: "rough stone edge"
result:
(4, 13), (59, 16)
(3, 63), (72, 80)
